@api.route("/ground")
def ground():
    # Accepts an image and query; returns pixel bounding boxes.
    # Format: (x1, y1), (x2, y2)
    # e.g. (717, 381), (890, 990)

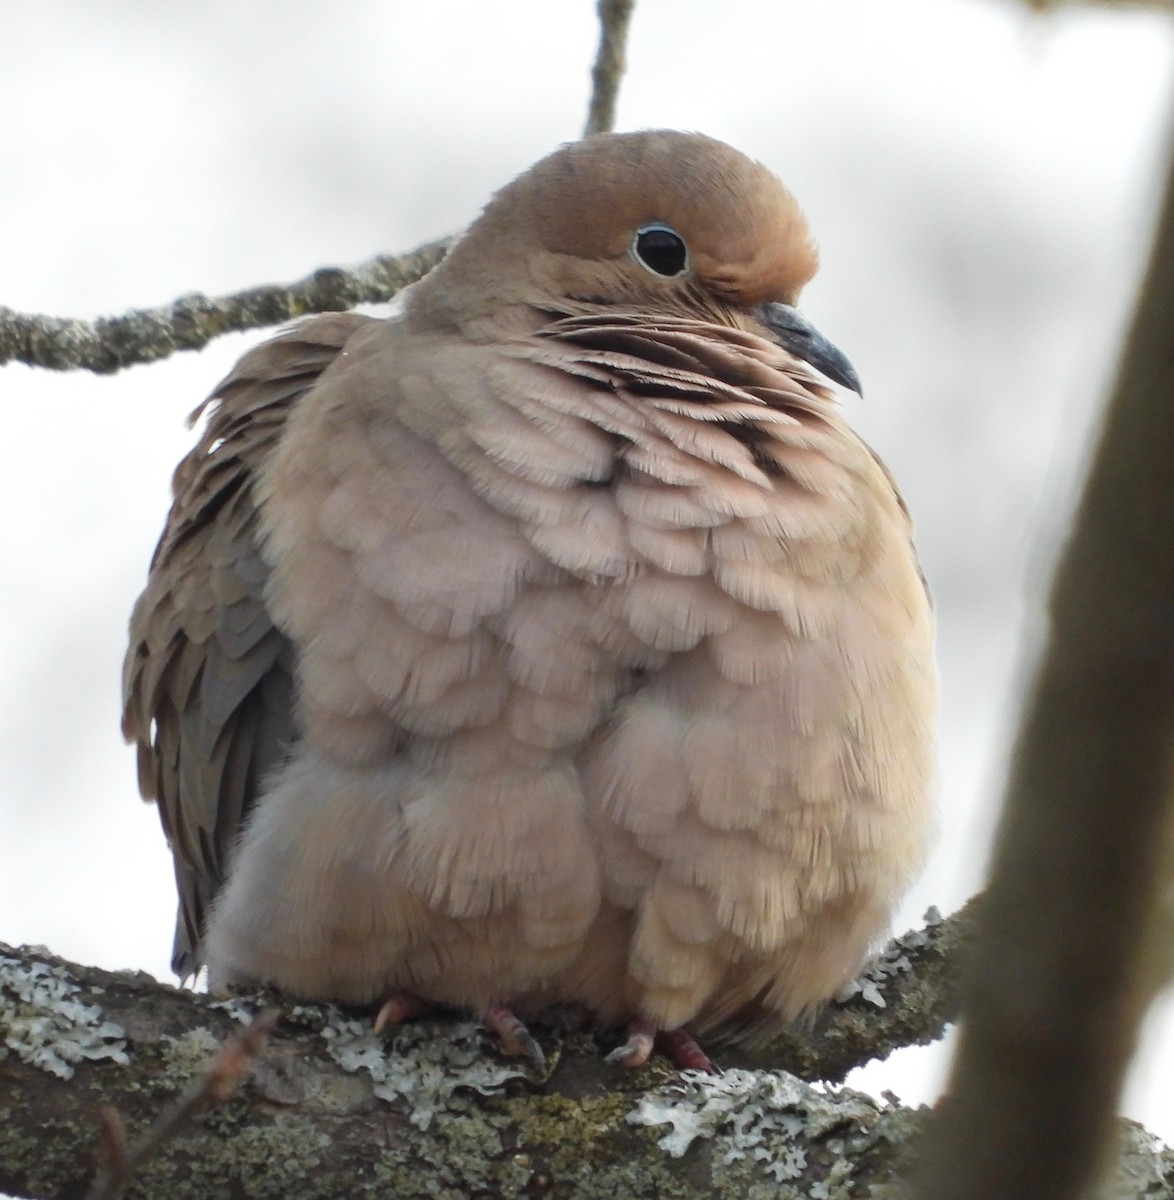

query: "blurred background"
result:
(1, 0), (1171, 1141)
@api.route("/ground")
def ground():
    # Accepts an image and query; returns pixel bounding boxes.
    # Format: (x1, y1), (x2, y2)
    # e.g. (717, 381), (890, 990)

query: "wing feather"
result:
(122, 311), (373, 975)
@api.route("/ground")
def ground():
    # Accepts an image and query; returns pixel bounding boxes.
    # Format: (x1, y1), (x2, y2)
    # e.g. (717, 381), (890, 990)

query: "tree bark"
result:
(2, 913), (1170, 1200)
(913, 113), (1174, 1200)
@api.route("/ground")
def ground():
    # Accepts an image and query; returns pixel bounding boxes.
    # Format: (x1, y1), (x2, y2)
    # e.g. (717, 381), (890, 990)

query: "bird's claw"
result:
(655, 1027), (717, 1073)
(606, 1018), (717, 1072)
(605, 1016), (656, 1068)
(482, 1003), (547, 1073)
(373, 991), (429, 1034)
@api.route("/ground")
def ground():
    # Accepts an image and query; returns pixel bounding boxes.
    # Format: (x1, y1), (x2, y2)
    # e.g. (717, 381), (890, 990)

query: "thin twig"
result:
(85, 1008), (280, 1200)
(93, 1109), (130, 1188)
(584, 0), (637, 136)
(5, 2), (639, 378)
(0, 238), (449, 375)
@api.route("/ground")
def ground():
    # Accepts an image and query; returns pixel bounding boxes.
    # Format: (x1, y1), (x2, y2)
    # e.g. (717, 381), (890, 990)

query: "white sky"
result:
(1, 0), (1172, 1146)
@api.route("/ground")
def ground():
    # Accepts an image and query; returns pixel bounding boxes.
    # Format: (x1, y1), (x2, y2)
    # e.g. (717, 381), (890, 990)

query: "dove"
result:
(123, 129), (936, 1069)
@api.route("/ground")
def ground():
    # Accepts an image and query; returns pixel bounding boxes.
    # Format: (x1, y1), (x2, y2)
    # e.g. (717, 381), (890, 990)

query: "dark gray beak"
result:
(759, 302), (862, 396)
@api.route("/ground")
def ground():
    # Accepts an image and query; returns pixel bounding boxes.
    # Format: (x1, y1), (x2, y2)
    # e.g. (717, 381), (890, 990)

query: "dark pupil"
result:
(636, 228), (687, 276)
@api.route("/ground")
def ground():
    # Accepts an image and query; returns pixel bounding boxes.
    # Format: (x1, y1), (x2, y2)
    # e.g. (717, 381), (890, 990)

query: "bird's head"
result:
(412, 129), (859, 394)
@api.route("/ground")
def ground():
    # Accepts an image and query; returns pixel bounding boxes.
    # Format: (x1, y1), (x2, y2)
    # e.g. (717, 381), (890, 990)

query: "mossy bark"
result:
(2, 924), (1170, 1200)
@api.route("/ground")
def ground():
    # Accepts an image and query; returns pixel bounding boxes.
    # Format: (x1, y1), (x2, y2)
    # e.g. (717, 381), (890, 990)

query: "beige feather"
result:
(124, 130), (936, 1055)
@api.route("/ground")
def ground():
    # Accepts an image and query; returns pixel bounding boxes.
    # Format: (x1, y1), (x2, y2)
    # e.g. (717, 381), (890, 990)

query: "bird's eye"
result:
(631, 224), (689, 278)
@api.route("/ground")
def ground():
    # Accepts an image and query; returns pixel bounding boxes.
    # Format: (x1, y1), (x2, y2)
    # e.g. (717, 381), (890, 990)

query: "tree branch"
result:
(0, 939), (921, 1200)
(727, 899), (981, 1081)
(3, 921), (1168, 1200)
(2, 0), (639, 379)
(0, 239), (449, 375)
(584, 0), (637, 136)
(913, 115), (1174, 1200)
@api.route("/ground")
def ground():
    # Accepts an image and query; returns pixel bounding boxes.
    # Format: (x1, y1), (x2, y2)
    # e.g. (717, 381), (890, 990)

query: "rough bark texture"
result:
(723, 901), (978, 1080)
(0, 939), (922, 1199)
(2, 913), (1171, 1200)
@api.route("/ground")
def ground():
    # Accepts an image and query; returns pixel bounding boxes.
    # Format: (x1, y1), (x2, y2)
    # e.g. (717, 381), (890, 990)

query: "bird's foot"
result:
(605, 1016), (656, 1067)
(481, 1003), (547, 1073)
(656, 1027), (717, 1072)
(373, 994), (552, 1073)
(605, 1017), (716, 1072)
(372, 990), (431, 1034)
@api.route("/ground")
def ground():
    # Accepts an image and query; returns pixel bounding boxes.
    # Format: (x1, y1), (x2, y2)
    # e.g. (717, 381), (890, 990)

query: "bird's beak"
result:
(758, 302), (862, 396)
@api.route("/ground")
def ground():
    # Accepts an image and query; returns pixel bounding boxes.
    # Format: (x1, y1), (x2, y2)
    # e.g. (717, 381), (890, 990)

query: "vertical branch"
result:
(584, 0), (637, 136)
(914, 117), (1174, 1200)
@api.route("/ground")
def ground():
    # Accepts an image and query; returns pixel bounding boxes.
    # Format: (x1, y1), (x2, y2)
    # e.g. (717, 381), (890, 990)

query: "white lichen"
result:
(836, 905), (943, 1009)
(202, 994), (528, 1129)
(207, 994), (264, 1025)
(0, 954), (128, 1079)
(627, 1066), (881, 1179)
(319, 1015), (527, 1130)
(1104, 1122), (1173, 1197)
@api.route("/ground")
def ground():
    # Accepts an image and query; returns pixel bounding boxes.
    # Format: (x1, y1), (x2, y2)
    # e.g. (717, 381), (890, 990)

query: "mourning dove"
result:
(123, 130), (936, 1068)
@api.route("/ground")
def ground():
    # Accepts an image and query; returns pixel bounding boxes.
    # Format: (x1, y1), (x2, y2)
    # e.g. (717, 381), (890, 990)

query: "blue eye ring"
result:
(631, 223), (689, 278)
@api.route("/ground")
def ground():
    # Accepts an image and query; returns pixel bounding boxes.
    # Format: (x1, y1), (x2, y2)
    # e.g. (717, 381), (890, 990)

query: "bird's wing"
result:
(122, 311), (375, 976)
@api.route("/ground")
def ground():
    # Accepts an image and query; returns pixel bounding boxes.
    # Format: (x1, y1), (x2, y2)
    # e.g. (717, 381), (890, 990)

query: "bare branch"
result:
(3, 928), (1167, 1199)
(4, 0), (637, 382)
(93, 1108), (130, 1194)
(0, 238), (449, 375)
(913, 119), (1174, 1200)
(0, 939), (927, 1199)
(584, 0), (637, 136)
